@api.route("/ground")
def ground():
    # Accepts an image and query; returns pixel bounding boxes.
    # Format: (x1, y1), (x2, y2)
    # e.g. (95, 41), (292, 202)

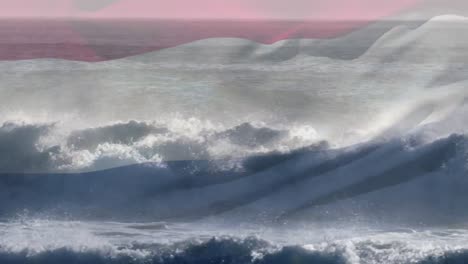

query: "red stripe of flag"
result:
(0, 0), (422, 61)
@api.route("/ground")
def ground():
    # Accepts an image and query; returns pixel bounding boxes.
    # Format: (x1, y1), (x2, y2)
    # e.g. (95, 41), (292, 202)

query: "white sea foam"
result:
(1, 218), (468, 264)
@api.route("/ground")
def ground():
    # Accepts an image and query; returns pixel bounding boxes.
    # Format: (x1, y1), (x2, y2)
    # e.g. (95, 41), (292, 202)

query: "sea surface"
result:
(1, 16), (468, 263)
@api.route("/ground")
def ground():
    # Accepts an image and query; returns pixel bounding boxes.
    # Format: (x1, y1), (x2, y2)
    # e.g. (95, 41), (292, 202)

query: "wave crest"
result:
(0, 119), (319, 173)
(1, 234), (467, 264)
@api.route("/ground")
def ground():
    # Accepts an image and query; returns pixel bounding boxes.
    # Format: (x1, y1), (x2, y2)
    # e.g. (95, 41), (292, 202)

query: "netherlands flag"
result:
(1, 0), (468, 247)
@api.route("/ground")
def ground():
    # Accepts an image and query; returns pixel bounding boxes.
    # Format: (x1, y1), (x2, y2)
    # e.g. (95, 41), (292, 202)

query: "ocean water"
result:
(1, 16), (468, 263)
(2, 219), (468, 264)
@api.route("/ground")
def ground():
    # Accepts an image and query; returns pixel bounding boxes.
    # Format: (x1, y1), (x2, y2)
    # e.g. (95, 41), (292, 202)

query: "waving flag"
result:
(2, 2), (468, 263)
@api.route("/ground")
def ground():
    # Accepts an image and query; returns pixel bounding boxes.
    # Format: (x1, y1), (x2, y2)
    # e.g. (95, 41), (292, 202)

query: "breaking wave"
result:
(0, 119), (319, 173)
(1, 219), (468, 264)
(3, 238), (468, 264)
(0, 237), (346, 264)
(0, 120), (467, 224)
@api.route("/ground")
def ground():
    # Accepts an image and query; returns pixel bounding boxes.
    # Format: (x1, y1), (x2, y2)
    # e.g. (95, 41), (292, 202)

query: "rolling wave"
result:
(2, 237), (467, 264)
(0, 129), (466, 224)
(1, 219), (468, 264)
(0, 237), (346, 264)
(0, 120), (319, 173)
